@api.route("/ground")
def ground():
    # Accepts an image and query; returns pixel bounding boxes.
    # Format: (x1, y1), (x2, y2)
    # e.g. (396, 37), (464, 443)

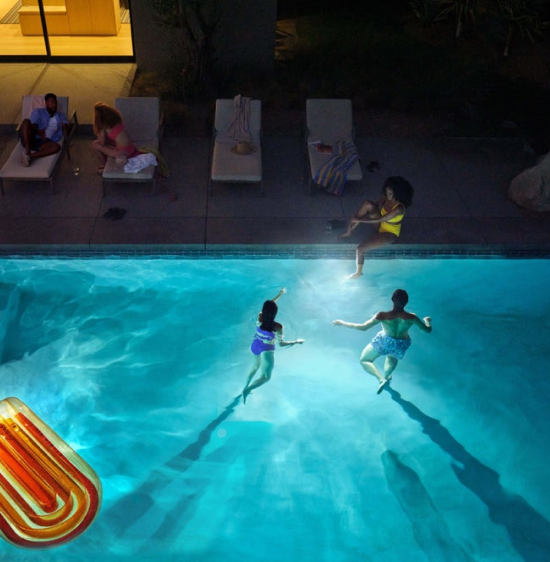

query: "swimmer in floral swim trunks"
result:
(332, 289), (431, 394)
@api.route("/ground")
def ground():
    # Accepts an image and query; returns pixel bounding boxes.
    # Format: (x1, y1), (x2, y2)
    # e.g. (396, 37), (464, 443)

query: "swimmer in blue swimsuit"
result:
(242, 288), (304, 404)
(332, 289), (431, 394)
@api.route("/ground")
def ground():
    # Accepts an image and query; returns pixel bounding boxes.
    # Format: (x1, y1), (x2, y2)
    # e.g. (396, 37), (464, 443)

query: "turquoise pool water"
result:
(0, 258), (549, 562)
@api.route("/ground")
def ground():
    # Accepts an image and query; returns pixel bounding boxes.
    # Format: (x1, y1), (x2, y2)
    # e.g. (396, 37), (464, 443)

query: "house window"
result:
(0, 0), (133, 59)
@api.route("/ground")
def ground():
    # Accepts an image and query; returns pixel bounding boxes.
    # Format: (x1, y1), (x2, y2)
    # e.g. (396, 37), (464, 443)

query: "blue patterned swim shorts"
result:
(370, 331), (411, 359)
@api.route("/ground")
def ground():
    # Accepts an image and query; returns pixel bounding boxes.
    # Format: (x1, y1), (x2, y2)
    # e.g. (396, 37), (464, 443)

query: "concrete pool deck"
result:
(1, 63), (550, 256)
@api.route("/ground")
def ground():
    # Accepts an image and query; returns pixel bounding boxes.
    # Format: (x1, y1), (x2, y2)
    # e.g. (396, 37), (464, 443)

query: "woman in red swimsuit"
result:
(91, 102), (140, 173)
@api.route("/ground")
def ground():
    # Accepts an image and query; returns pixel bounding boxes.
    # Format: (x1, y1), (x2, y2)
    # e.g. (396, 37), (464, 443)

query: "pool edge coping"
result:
(1, 243), (550, 259)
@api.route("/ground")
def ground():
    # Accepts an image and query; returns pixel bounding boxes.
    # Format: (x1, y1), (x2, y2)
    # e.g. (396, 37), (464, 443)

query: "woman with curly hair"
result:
(341, 176), (414, 278)
(91, 102), (140, 173)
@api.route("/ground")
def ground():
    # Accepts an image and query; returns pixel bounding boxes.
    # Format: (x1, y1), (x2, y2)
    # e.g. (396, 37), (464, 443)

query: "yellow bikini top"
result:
(379, 203), (404, 236)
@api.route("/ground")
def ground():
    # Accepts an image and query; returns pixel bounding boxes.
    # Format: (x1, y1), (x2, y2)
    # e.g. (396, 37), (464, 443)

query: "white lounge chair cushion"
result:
(306, 98), (362, 182)
(211, 99), (262, 182)
(211, 133), (262, 181)
(0, 139), (64, 180)
(0, 95), (69, 182)
(114, 97), (160, 146)
(306, 99), (354, 142)
(102, 97), (160, 180)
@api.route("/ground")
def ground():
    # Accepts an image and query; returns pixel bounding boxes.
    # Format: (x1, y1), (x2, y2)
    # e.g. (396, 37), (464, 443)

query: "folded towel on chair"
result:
(124, 152), (158, 173)
(313, 141), (358, 196)
(220, 95), (252, 143)
(139, 147), (170, 177)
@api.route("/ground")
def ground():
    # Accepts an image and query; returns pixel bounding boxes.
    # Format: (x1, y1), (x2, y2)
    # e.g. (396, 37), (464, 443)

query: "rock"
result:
(509, 152), (550, 211)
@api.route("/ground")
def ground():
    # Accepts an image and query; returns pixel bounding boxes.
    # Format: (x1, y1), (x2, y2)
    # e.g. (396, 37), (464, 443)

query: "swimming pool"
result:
(0, 257), (549, 562)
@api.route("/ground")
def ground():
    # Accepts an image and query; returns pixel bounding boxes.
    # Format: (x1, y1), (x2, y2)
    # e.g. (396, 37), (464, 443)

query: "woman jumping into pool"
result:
(242, 288), (304, 404)
(340, 176), (414, 279)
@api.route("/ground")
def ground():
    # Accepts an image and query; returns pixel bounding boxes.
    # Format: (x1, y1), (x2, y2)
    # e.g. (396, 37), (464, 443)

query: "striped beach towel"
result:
(313, 141), (358, 195)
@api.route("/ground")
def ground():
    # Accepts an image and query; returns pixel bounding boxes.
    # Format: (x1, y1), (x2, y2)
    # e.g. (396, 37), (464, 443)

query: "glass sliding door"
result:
(0, 0), (48, 56)
(0, 0), (133, 59)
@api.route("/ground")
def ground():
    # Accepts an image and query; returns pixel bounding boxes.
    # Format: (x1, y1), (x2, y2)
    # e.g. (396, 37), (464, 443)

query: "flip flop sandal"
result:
(329, 219), (347, 230)
(367, 160), (381, 172)
(103, 207), (126, 220)
(110, 208), (126, 220)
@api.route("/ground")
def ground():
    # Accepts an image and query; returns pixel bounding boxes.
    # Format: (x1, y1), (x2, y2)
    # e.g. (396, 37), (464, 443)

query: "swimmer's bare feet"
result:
(339, 230), (352, 239)
(242, 388), (251, 404)
(377, 378), (389, 395)
(346, 272), (363, 280)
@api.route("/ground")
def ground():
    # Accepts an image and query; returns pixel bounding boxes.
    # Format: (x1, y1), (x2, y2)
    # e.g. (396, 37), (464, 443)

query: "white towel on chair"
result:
(223, 95), (252, 143)
(124, 152), (157, 173)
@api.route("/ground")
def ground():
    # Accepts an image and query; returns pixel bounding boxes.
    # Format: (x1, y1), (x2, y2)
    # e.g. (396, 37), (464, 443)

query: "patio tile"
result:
(1, 62), (550, 254)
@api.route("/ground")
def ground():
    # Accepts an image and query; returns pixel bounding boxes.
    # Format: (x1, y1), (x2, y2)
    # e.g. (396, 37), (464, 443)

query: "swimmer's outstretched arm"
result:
(414, 315), (432, 333)
(280, 338), (305, 347)
(276, 329), (304, 347)
(272, 287), (287, 302)
(257, 288), (287, 323)
(332, 316), (380, 331)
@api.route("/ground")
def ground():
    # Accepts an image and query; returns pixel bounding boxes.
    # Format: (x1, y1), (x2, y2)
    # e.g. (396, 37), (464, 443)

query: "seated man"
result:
(19, 93), (69, 167)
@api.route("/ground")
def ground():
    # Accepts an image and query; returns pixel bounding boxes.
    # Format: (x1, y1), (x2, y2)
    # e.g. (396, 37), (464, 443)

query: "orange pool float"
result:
(0, 397), (101, 549)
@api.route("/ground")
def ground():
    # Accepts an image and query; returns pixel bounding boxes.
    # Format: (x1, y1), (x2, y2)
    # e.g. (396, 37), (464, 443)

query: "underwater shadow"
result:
(388, 387), (550, 562)
(102, 395), (241, 535)
(382, 450), (473, 562)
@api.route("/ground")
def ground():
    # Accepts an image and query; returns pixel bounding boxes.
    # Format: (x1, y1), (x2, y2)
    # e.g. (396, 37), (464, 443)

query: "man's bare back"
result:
(375, 310), (430, 339)
(331, 289), (432, 394)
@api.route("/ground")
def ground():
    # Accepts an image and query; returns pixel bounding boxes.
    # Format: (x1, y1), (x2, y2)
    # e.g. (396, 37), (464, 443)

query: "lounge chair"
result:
(209, 98), (263, 196)
(101, 97), (163, 195)
(305, 98), (363, 195)
(0, 95), (77, 196)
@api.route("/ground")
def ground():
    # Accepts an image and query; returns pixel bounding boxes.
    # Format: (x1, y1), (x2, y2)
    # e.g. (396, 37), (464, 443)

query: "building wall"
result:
(210, 0), (277, 77)
(132, 0), (277, 77)
(130, 1), (179, 73)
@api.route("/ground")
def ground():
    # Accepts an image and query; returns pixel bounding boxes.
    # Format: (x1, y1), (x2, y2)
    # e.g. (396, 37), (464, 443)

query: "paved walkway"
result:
(1, 64), (549, 257)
